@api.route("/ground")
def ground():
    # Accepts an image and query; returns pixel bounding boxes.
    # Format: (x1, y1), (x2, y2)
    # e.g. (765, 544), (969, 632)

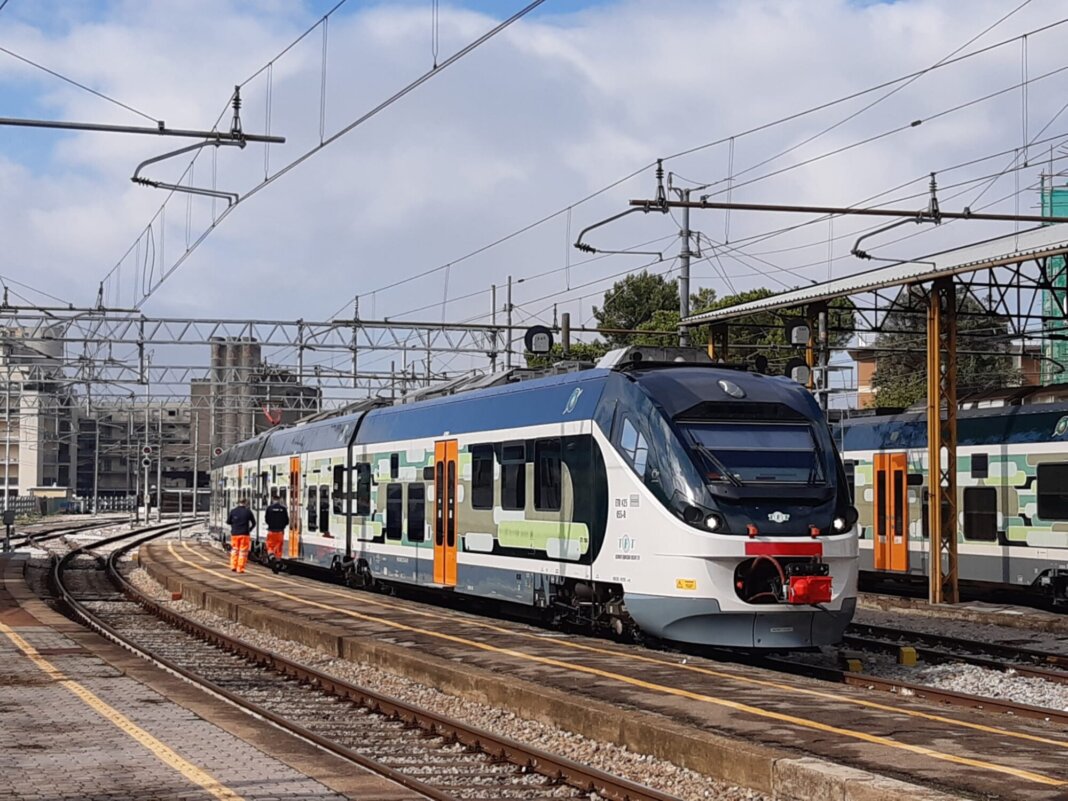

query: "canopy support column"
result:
(927, 278), (959, 604)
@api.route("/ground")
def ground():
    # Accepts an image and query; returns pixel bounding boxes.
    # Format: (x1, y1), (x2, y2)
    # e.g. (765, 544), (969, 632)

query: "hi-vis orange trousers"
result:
(265, 530), (284, 560)
(229, 535), (250, 573)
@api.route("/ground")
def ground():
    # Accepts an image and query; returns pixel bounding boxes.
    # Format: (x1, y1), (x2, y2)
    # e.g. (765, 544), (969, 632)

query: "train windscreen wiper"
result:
(690, 443), (743, 487)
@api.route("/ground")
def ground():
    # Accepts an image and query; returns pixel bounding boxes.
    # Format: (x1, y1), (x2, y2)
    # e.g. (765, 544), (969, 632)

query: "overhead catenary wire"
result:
(102, 0), (547, 311)
(334, 13), (1068, 321)
(0, 44), (160, 124)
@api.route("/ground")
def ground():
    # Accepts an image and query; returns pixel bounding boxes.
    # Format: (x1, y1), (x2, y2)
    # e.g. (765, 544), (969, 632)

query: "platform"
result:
(1, 553), (419, 801)
(141, 540), (1068, 801)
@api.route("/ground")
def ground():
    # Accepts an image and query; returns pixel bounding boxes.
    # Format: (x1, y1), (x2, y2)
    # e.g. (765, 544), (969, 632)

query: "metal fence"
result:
(4, 496), (43, 516)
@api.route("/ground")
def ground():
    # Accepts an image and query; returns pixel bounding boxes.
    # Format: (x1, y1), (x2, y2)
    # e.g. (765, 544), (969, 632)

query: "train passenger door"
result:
(288, 456), (302, 559)
(873, 452), (909, 571)
(433, 439), (458, 587)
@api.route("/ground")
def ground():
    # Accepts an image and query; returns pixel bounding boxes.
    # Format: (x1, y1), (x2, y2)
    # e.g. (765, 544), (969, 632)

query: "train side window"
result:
(307, 486), (318, 532)
(907, 473), (924, 486)
(471, 445), (494, 509)
(390, 453), (399, 479)
(408, 484), (426, 542)
(1037, 462), (1068, 519)
(355, 463), (371, 516)
(319, 487), (331, 536)
(332, 465), (346, 515)
(619, 417), (648, 476)
(534, 439), (562, 512)
(385, 483), (403, 540)
(963, 486), (997, 541)
(501, 442), (526, 511)
(971, 453), (989, 479)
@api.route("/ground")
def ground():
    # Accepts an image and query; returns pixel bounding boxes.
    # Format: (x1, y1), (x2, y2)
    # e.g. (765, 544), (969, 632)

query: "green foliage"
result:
(593, 272), (682, 345)
(525, 341), (610, 369)
(525, 275), (859, 377)
(871, 287), (1019, 408)
(634, 287), (856, 372)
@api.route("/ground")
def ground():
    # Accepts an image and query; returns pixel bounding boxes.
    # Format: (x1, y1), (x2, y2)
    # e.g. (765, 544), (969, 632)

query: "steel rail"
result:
(10, 517), (127, 550)
(113, 573), (682, 801)
(54, 527), (681, 801)
(839, 672), (1068, 726)
(843, 634), (1068, 687)
(848, 622), (1068, 670)
(698, 647), (1068, 727)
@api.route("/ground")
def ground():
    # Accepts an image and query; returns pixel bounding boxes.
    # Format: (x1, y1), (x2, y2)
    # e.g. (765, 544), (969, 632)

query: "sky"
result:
(1, 0), (1066, 395)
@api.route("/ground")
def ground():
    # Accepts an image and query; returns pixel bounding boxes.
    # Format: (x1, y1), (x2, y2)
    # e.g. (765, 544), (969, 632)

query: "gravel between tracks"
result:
(125, 565), (767, 801)
(863, 654), (1068, 712)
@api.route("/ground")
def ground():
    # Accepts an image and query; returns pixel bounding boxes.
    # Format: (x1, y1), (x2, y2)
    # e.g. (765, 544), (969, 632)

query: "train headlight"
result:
(833, 507), (859, 532)
(706, 513), (722, 532)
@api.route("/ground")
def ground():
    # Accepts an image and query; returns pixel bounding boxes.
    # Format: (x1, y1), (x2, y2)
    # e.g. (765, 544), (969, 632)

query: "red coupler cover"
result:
(787, 575), (832, 605)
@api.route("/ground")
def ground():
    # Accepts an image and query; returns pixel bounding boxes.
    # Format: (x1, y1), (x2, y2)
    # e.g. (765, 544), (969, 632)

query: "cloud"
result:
(1, 0), (1064, 391)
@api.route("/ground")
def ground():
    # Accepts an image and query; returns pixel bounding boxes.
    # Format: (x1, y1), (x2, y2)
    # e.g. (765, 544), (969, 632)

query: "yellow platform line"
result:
(185, 541), (1068, 751)
(0, 621), (244, 801)
(169, 542), (1064, 787)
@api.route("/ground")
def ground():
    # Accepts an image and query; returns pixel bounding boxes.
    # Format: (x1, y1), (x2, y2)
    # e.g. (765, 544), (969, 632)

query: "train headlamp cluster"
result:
(705, 513), (723, 531)
(832, 516), (847, 532)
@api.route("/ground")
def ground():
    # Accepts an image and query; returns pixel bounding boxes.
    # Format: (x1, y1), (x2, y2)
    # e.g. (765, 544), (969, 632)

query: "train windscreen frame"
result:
(679, 421), (825, 486)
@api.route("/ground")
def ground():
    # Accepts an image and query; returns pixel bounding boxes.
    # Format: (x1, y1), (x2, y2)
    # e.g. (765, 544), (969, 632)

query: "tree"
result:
(593, 272), (682, 345)
(871, 287), (1019, 408)
(525, 341), (610, 369)
(635, 287), (855, 372)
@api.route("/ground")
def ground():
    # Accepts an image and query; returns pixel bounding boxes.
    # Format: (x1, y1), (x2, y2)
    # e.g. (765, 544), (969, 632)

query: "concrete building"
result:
(849, 335), (1042, 409)
(0, 326), (75, 498)
(200, 338), (319, 466)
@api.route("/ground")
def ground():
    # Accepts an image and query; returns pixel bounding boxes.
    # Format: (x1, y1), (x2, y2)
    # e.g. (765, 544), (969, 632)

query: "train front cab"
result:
(595, 365), (859, 648)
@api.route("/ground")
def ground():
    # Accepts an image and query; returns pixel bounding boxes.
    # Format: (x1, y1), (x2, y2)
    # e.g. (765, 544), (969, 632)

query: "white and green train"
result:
(838, 400), (1068, 605)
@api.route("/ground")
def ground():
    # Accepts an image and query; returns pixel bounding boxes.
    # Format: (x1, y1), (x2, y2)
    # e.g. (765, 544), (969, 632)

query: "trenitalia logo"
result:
(767, 511), (790, 523)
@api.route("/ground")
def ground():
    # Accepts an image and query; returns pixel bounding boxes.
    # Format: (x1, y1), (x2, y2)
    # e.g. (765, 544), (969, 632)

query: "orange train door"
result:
(873, 452), (909, 571)
(288, 456), (302, 559)
(433, 440), (458, 586)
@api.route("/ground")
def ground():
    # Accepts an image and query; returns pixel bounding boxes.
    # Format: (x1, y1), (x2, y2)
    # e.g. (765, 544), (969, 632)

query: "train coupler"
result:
(785, 561), (831, 605)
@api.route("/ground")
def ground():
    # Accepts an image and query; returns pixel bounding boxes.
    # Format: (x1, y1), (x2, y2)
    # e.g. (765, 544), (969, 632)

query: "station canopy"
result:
(682, 223), (1068, 325)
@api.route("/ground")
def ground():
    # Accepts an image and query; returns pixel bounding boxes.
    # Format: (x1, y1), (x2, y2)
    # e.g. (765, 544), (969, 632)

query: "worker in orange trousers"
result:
(263, 491), (289, 566)
(226, 497), (256, 573)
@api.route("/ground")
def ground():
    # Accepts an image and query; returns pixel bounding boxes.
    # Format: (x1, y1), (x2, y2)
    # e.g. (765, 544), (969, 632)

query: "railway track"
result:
(847, 621), (1068, 669)
(843, 626), (1068, 688)
(8, 517), (125, 550)
(201, 548), (1068, 730)
(693, 639), (1068, 727)
(53, 524), (683, 801)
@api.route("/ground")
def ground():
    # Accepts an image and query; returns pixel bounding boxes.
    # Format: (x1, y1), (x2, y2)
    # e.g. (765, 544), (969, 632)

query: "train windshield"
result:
(680, 421), (824, 485)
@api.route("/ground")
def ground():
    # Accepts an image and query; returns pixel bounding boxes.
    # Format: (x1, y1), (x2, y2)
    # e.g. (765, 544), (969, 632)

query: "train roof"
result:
(213, 431), (271, 469)
(212, 347), (832, 463)
(355, 368), (610, 444)
(630, 365), (819, 420)
(260, 415), (362, 458)
(838, 400), (1068, 450)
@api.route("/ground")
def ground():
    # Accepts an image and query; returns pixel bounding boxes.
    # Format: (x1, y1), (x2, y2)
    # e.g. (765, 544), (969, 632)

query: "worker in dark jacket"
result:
(263, 492), (289, 568)
(226, 497), (256, 573)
